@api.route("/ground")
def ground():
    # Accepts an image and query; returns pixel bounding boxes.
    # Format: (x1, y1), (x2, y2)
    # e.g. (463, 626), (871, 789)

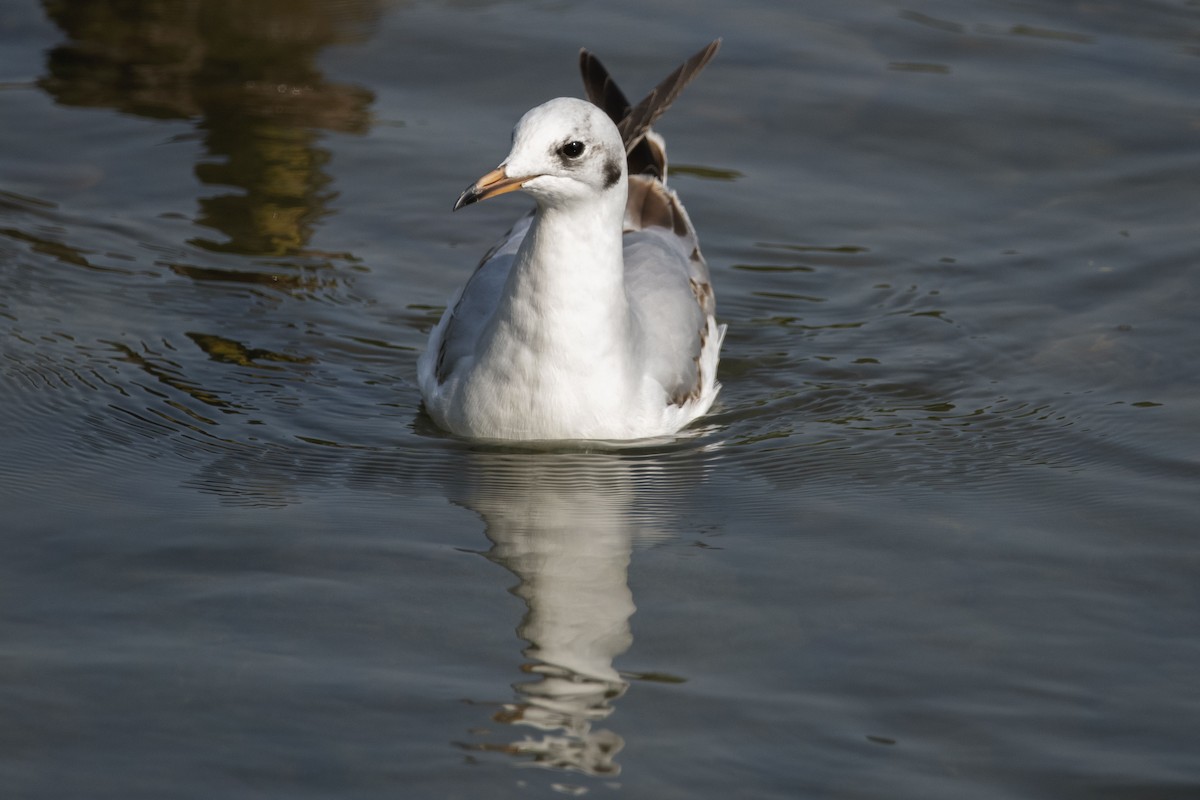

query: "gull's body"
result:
(418, 42), (725, 441)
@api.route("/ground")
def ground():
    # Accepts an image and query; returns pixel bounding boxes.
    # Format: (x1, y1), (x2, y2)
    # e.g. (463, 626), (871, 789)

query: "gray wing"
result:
(432, 213), (532, 383)
(623, 173), (717, 406)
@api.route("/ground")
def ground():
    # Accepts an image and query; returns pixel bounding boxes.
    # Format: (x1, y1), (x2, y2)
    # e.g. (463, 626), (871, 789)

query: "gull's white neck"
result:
(465, 188), (632, 437)
(503, 193), (627, 340)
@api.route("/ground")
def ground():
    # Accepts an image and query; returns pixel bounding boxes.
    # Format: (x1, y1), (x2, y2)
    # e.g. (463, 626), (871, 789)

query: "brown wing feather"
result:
(626, 175), (716, 312)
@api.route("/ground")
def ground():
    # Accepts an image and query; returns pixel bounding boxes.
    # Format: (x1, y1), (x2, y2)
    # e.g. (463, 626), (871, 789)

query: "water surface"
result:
(2, 1), (1198, 798)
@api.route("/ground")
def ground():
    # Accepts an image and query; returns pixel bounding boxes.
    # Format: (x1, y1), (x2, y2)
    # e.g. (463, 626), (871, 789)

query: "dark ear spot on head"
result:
(603, 157), (622, 189)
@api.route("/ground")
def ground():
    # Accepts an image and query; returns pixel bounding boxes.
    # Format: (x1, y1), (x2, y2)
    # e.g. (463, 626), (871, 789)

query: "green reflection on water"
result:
(39, 0), (380, 258)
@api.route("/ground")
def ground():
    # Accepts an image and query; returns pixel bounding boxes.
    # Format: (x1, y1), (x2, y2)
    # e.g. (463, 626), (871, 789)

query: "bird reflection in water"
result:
(456, 451), (687, 777)
(38, 0), (379, 259)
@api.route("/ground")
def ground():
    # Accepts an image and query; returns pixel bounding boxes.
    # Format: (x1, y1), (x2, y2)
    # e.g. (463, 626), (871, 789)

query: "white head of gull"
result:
(418, 41), (725, 442)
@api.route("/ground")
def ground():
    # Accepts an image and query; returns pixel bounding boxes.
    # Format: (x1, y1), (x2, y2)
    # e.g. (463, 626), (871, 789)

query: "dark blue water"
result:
(2, 1), (1198, 797)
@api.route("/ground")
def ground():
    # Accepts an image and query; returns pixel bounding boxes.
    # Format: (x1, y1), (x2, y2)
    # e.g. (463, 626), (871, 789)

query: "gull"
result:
(418, 41), (725, 441)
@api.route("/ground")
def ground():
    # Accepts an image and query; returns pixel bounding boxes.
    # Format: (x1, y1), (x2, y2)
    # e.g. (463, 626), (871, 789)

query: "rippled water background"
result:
(3, 1), (1199, 797)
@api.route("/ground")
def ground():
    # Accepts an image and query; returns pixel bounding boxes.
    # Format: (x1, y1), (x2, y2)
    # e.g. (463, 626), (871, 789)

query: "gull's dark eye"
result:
(559, 141), (585, 159)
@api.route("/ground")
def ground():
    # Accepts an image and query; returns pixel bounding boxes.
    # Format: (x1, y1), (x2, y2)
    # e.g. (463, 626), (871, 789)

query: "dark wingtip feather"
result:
(579, 48), (632, 125)
(617, 39), (721, 155)
(580, 40), (721, 179)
